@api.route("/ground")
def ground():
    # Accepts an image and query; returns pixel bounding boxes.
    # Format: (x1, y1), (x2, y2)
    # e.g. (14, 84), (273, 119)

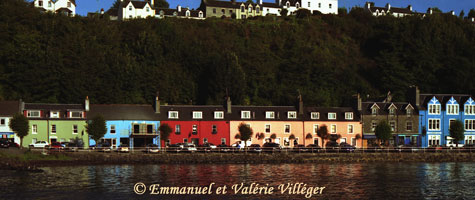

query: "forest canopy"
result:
(0, 0), (475, 107)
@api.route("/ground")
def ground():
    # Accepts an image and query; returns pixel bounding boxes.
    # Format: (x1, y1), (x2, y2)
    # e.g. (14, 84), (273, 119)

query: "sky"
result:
(70, 0), (475, 16)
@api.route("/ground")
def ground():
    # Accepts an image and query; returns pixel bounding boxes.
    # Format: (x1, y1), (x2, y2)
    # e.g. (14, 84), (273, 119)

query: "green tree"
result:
(468, 9), (475, 18)
(159, 123), (172, 147)
(375, 121), (392, 146)
(280, 9), (288, 16)
(449, 120), (464, 147)
(9, 113), (29, 148)
(238, 123), (253, 148)
(296, 9), (311, 18)
(317, 125), (329, 147)
(156, 0), (170, 8)
(86, 115), (107, 145)
(459, 10), (465, 19)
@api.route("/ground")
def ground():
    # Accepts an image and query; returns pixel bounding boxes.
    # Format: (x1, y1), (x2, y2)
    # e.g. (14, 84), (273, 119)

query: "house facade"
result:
(365, 2), (416, 17)
(0, 101), (22, 143)
(118, 0), (155, 20)
(33, 0), (76, 16)
(21, 101), (89, 148)
(155, 6), (204, 19)
(200, 0), (263, 19)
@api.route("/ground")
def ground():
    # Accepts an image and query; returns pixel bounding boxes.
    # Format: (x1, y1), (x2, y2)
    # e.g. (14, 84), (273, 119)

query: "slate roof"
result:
(369, 6), (413, 14)
(419, 94), (472, 110)
(156, 8), (203, 17)
(24, 103), (85, 120)
(361, 102), (418, 115)
(160, 105), (226, 121)
(88, 104), (160, 121)
(305, 107), (361, 121)
(0, 101), (20, 117)
(122, 0), (149, 8)
(203, 0), (241, 8)
(261, 2), (281, 8)
(56, 7), (73, 13)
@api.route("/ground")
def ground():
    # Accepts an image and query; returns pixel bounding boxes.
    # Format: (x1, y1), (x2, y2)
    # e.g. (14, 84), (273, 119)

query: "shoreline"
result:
(2, 150), (475, 171)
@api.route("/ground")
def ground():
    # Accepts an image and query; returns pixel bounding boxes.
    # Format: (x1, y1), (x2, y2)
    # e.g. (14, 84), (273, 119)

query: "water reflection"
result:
(1, 163), (475, 199)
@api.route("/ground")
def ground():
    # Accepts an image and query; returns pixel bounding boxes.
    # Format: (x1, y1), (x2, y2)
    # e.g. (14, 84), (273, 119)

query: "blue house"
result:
(413, 87), (475, 147)
(87, 101), (160, 149)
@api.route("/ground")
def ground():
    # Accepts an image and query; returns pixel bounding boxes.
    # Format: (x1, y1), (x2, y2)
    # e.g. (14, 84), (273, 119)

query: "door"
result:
(191, 138), (199, 145)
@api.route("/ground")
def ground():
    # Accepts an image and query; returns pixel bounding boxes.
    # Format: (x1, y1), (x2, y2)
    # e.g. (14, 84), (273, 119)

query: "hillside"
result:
(1, 0), (475, 106)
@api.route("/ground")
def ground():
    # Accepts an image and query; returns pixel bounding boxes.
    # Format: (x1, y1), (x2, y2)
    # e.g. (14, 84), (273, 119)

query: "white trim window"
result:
(313, 124), (319, 134)
(406, 121), (413, 131)
(192, 125), (198, 134)
(110, 125), (116, 134)
(428, 119), (440, 130)
(51, 124), (56, 134)
(50, 111), (59, 118)
(221, 138), (226, 145)
(345, 112), (353, 120)
(266, 111), (275, 119)
(0, 118), (5, 126)
(407, 108), (413, 117)
(348, 124), (354, 134)
(465, 135), (475, 145)
(428, 135), (440, 146)
(372, 108), (378, 116)
(331, 124), (337, 133)
(32, 124), (38, 134)
(390, 121), (396, 132)
(192, 111), (202, 119)
(428, 104), (441, 115)
(70, 111), (83, 118)
(311, 112), (319, 119)
(72, 124), (78, 134)
(389, 108), (396, 115)
(168, 111), (179, 119)
(265, 124), (271, 133)
(465, 119), (475, 131)
(214, 111), (224, 119)
(27, 110), (40, 118)
(288, 111), (297, 119)
(447, 104), (459, 115)
(328, 113), (336, 120)
(465, 105), (475, 115)
(241, 111), (251, 119)
(175, 125), (181, 134)
(284, 124), (291, 134)
(371, 121), (377, 132)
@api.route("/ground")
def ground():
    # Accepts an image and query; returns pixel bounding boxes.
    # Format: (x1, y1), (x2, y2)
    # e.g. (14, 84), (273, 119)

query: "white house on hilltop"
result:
(33, 0), (76, 16)
(257, 0), (338, 16)
(118, 0), (155, 20)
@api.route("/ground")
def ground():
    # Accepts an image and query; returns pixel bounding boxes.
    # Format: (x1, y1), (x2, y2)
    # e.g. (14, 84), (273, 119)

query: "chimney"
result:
(407, 5), (412, 11)
(150, 0), (154, 7)
(155, 92), (160, 114)
(100, 8), (104, 14)
(383, 91), (392, 103)
(177, 5), (181, 12)
(226, 97), (232, 114)
(19, 99), (25, 113)
(258, 0), (262, 5)
(472, 17), (475, 22)
(365, 2), (371, 9)
(277, 0), (282, 6)
(298, 93), (304, 116)
(408, 85), (420, 107)
(451, 11), (455, 15)
(357, 93), (362, 111)
(386, 3), (390, 11)
(85, 96), (90, 111)
(428, 8), (433, 14)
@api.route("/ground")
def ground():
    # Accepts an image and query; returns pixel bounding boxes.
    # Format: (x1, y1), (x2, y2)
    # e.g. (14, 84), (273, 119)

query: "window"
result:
(214, 111), (224, 119)
(248, 7), (252, 13)
(192, 111), (202, 119)
(283, 137), (290, 146)
(146, 7), (150, 12)
(406, 121), (413, 131)
(221, 9), (225, 14)
(296, 3), (300, 8)
(465, 105), (475, 115)
(133, 124), (140, 133)
(67, 2), (71, 7)
(284, 124), (290, 133)
(389, 108), (395, 115)
(308, 2), (311, 7)
(345, 112), (353, 120)
(372, 108), (378, 116)
(70, 111), (83, 118)
(351, 138), (356, 146)
(286, 2), (290, 8)
(328, 113), (336, 120)
(266, 111), (275, 119)
(265, 124), (271, 133)
(428, 119), (440, 130)
(428, 104), (441, 115)
(241, 111), (251, 119)
(147, 125), (153, 133)
(0, 118), (4, 126)
(313, 138), (319, 145)
(32, 138), (37, 144)
(73, 124), (78, 134)
(348, 125), (354, 134)
(340, 138), (346, 143)
(199, 12), (203, 18)
(229, 10), (233, 14)
(51, 124), (56, 134)
(168, 111), (178, 119)
(311, 112), (319, 119)
(203, 138), (208, 144)
(407, 108), (412, 116)
(110, 125), (116, 134)
(183, 138), (188, 143)
(313, 124), (319, 134)
(318, 3), (321, 8)
(329, 4), (332, 9)
(48, 1), (51, 7)
(129, 6), (132, 11)
(256, 7), (260, 13)
(371, 122), (377, 132)
(465, 119), (475, 130)
(221, 138), (226, 145)
(428, 135), (440, 146)
(390, 121), (396, 132)
(175, 125), (181, 134)
(331, 125), (337, 133)
(212, 125), (217, 134)
(465, 136), (475, 145)
(213, 8), (216, 14)
(166, 139), (170, 146)
(241, 6), (245, 12)
(129, 15), (132, 18)
(50, 111), (59, 118)
(288, 111), (297, 119)
(447, 104), (459, 115)
(32, 125), (38, 134)
(27, 110), (40, 118)
(192, 125), (198, 134)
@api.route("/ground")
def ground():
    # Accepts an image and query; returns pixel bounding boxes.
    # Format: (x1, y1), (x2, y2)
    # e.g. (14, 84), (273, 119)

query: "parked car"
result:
(96, 143), (112, 152)
(166, 143), (183, 153)
(64, 142), (81, 152)
(146, 144), (160, 153)
(198, 143), (217, 152)
(248, 144), (262, 153)
(50, 142), (64, 150)
(0, 140), (10, 148)
(29, 141), (49, 148)
(339, 142), (356, 153)
(293, 144), (308, 153)
(117, 144), (129, 153)
(182, 143), (197, 153)
(217, 144), (232, 153)
(306, 144), (322, 153)
(262, 142), (281, 153)
(324, 141), (340, 152)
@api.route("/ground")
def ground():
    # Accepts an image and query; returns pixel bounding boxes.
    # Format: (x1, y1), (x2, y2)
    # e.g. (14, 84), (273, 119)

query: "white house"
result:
(258, 0), (338, 16)
(0, 101), (22, 144)
(155, 5), (204, 20)
(118, 0), (155, 20)
(33, 0), (76, 16)
(365, 2), (415, 17)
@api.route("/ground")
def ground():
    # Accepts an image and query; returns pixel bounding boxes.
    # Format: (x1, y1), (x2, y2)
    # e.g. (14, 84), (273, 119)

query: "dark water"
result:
(1, 163), (475, 199)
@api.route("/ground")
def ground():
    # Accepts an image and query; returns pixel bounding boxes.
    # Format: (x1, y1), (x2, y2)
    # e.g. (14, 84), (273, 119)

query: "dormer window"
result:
(70, 111), (83, 118)
(311, 112), (319, 119)
(407, 108), (412, 116)
(27, 110), (40, 118)
(288, 111), (297, 119)
(67, 2), (71, 7)
(241, 5), (245, 12)
(328, 113), (336, 120)
(173, 11), (177, 16)
(168, 111), (179, 119)
(266, 111), (275, 119)
(256, 7), (260, 13)
(345, 112), (353, 120)
(48, 1), (51, 7)
(372, 108), (378, 115)
(241, 111), (251, 119)
(465, 105), (475, 115)
(129, 6), (132, 11)
(192, 111), (202, 119)
(199, 12), (203, 18)
(186, 10), (190, 17)
(248, 6), (252, 13)
(50, 111), (59, 118)
(146, 7), (150, 12)
(214, 111), (224, 119)
(159, 10), (164, 16)
(389, 108), (395, 115)
(286, 2), (290, 8)
(428, 104), (440, 115)
(447, 104), (459, 115)
(296, 2), (300, 8)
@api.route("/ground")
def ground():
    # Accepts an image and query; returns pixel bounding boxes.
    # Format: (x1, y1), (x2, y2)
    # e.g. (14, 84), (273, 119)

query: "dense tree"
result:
(87, 115), (107, 145)
(238, 123), (253, 148)
(317, 125), (329, 147)
(159, 123), (172, 147)
(9, 113), (29, 148)
(375, 121), (392, 146)
(468, 9), (475, 19)
(449, 120), (464, 147)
